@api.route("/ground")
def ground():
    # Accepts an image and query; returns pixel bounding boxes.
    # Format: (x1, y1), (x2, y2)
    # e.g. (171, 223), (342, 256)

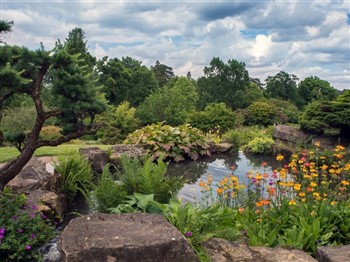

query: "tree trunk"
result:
(0, 143), (37, 190)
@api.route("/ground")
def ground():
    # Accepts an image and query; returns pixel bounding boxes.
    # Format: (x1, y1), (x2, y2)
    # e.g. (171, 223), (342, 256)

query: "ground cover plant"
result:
(124, 123), (211, 162)
(0, 188), (55, 261)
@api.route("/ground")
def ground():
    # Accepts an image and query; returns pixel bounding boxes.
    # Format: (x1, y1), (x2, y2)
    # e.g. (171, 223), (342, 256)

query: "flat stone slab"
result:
(316, 245), (350, 262)
(58, 213), (198, 262)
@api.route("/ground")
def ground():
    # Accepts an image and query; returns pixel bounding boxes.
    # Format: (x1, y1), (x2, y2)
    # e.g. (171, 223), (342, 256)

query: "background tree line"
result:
(1, 22), (349, 188)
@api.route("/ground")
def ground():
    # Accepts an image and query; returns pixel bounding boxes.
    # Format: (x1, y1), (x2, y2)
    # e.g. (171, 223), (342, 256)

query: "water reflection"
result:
(167, 151), (285, 203)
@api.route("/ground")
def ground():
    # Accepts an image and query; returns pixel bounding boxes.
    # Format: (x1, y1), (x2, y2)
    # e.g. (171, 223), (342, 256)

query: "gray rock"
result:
(58, 213), (198, 262)
(7, 157), (61, 193)
(316, 245), (350, 262)
(273, 125), (310, 145)
(204, 238), (317, 262)
(109, 144), (147, 167)
(79, 147), (108, 173)
(41, 237), (63, 262)
(251, 246), (317, 262)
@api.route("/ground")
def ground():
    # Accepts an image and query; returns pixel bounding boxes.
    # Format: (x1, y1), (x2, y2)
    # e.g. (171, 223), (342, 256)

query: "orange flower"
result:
(306, 187), (313, 192)
(261, 162), (268, 167)
(238, 207), (245, 214)
(217, 187), (223, 195)
(199, 181), (205, 187)
(269, 187), (275, 196)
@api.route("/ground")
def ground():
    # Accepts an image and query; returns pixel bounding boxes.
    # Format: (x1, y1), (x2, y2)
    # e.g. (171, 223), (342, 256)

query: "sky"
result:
(1, 0), (349, 90)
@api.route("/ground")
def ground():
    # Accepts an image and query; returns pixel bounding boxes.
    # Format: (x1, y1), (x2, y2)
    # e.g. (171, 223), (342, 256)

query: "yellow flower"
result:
(310, 182), (317, 188)
(321, 165), (328, 171)
(341, 180), (349, 186)
(330, 201), (337, 206)
(256, 218), (262, 223)
(314, 141), (320, 147)
(276, 154), (284, 161)
(231, 176), (238, 182)
(289, 199), (297, 206)
(299, 192), (306, 197)
(293, 183), (301, 191)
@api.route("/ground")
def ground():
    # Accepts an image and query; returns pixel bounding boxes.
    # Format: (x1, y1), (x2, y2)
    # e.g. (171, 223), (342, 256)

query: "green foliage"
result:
(244, 101), (278, 126)
(197, 57), (250, 110)
(300, 101), (350, 136)
(3, 132), (26, 152)
(109, 193), (162, 214)
(54, 153), (94, 201)
(150, 60), (175, 87)
(298, 76), (338, 107)
(1, 105), (36, 134)
(157, 198), (240, 260)
(243, 136), (275, 154)
(137, 77), (198, 126)
(237, 199), (350, 254)
(187, 103), (236, 133)
(267, 98), (301, 124)
(117, 154), (184, 203)
(222, 126), (271, 149)
(96, 101), (141, 144)
(97, 56), (159, 107)
(39, 126), (62, 141)
(264, 71), (301, 107)
(124, 123), (211, 162)
(0, 188), (55, 261)
(90, 165), (127, 213)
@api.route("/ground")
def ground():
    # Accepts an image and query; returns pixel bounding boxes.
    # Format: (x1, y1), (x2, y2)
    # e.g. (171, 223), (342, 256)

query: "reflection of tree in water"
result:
(166, 150), (241, 183)
(244, 152), (290, 170)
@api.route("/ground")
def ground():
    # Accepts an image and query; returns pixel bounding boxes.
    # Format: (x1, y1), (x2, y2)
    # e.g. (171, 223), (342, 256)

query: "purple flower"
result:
(252, 177), (257, 184)
(241, 230), (247, 235)
(184, 231), (193, 238)
(12, 216), (18, 221)
(31, 205), (38, 211)
(0, 234), (4, 239)
(25, 245), (31, 250)
(269, 180), (274, 186)
(0, 228), (5, 234)
(42, 214), (48, 220)
(29, 233), (36, 239)
(17, 229), (23, 233)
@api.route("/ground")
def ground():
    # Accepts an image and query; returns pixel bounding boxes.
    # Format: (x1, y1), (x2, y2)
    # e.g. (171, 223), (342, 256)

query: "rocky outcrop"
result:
(203, 238), (317, 262)
(79, 147), (109, 173)
(6, 157), (67, 219)
(109, 144), (148, 167)
(58, 213), (198, 262)
(316, 245), (350, 262)
(210, 142), (234, 153)
(273, 125), (349, 150)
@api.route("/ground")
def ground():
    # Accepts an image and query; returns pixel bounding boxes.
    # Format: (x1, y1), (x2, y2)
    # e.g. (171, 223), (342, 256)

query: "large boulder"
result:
(203, 238), (316, 262)
(79, 147), (109, 173)
(316, 245), (350, 262)
(109, 144), (148, 167)
(58, 213), (198, 262)
(6, 157), (61, 193)
(273, 125), (311, 145)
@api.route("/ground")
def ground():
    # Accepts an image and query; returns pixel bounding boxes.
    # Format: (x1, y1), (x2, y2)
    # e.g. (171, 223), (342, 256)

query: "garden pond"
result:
(167, 151), (285, 203)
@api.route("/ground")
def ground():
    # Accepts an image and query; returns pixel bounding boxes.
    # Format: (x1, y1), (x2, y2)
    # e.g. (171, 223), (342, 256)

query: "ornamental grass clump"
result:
(0, 188), (55, 261)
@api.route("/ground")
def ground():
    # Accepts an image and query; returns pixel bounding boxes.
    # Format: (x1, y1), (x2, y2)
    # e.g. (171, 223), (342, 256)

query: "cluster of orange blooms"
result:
(199, 143), (350, 210)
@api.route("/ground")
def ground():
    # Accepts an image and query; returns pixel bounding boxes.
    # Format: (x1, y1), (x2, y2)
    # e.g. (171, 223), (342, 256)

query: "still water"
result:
(167, 151), (283, 203)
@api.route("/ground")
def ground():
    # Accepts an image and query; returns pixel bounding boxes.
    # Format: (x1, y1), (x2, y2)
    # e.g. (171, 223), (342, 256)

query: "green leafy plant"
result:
(90, 164), (127, 213)
(54, 152), (94, 201)
(0, 188), (55, 261)
(109, 193), (162, 214)
(117, 154), (185, 203)
(124, 123), (211, 162)
(187, 103), (236, 133)
(242, 136), (275, 154)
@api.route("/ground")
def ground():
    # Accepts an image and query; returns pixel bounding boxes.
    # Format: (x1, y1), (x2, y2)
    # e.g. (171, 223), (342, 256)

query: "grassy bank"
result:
(0, 144), (112, 163)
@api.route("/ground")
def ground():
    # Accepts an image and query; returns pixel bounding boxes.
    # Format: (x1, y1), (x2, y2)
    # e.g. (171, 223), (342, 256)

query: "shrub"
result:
(187, 103), (236, 133)
(243, 136), (275, 154)
(96, 101), (141, 144)
(54, 153), (94, 201)
(244, 101), (278, 126)
(117, 154), (185, 203)
(222, 126), (272, 149)
(39, 125), (62, 141)
(300, 101), (350, 137)
(124, 123), (211, 162)
(90, 165), (127, 213)
(0, 188), (55, 261)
